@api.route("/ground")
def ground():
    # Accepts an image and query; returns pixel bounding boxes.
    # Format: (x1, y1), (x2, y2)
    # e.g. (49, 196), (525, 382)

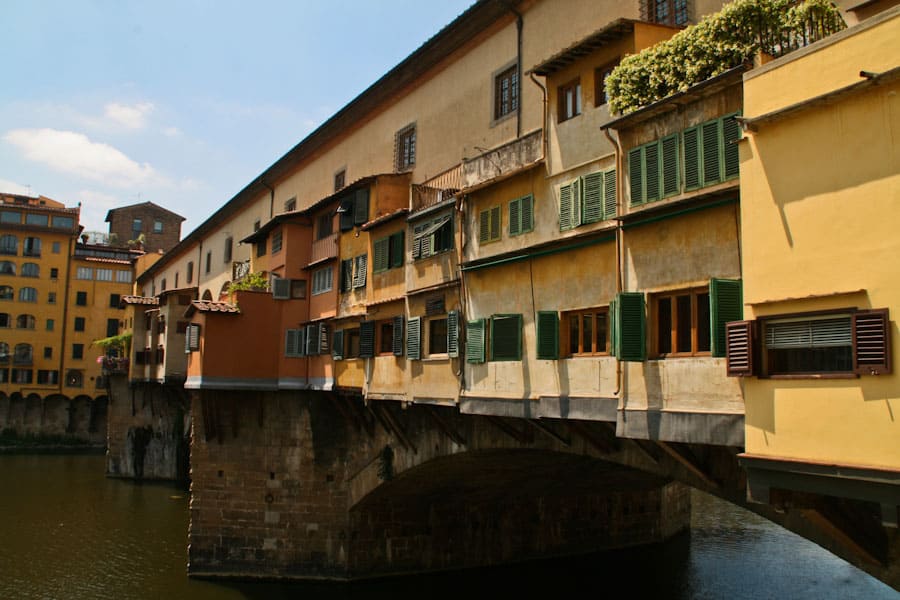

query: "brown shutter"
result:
(725, 320), (755, 377)
(853, 309), (891, 375)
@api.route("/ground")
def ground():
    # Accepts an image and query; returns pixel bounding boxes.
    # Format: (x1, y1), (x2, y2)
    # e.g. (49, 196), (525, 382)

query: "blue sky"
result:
(0, 0), (474, 235)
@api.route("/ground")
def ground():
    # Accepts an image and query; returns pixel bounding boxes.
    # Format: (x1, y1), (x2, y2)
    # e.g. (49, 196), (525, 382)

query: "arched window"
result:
(15, 314), (35, 329)
(65, 370), (83, 388)
(0, 342), (9, 361)
(20, 263), (39, 278)
(0, 313), (9, 328)
(13, 343), (32, 364)
(0, 261), (15, 275)
(0, 286), (13, 300)
(0, 235), (17, 255)
(18, 287), (37, 302)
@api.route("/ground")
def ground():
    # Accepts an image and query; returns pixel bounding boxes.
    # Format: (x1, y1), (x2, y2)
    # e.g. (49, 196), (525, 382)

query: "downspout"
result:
(603, 127), (624, 399)
(455, 192), (467, 389)
(529, 72), (548, 161)
(197, 240), (203, 293)
(58, 233), (76, 394)
(262, 180), (275, 220)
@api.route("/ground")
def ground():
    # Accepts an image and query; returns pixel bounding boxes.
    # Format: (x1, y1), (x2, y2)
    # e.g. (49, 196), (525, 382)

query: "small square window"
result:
(334, 169), (346, 192)
(75, 291), (87, 306)
(43, 347), (52, 359)
(72, 344), (84, 360)
(285, 197), (297, 212)
(153, 220), (163, 233)
(52, 241), (61, 254)
(74, 317), (85, 332)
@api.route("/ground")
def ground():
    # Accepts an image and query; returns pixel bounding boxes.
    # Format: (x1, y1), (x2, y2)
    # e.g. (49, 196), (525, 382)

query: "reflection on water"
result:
(0, 455), (896, 599)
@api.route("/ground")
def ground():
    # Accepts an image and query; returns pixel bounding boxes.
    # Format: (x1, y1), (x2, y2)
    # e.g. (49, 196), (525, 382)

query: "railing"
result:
(462, 130), (542, 190)
(310, 232), (338, 264)
(422, 164), (462, 191)
(232, 260), (251, 281)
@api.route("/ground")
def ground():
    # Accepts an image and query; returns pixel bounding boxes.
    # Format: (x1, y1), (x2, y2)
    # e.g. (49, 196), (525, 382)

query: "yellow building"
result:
(735, 7), (899, 520)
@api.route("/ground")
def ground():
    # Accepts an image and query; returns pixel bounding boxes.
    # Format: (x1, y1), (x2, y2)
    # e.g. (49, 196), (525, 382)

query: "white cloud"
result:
(3, 128), (164, 188)
(162, 126), (182, 137)
(0, 178), (31, 195)
(103, 102), (155, 130)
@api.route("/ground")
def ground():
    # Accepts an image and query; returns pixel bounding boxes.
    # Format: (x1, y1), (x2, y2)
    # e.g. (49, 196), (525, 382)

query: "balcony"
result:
(412, 165), (462, 213)
(462, 129), (542, 190)
(310, 232), (338, 265)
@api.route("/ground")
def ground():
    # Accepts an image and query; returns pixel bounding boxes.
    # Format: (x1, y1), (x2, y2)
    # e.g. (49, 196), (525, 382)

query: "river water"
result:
(0, 454), (896, 600)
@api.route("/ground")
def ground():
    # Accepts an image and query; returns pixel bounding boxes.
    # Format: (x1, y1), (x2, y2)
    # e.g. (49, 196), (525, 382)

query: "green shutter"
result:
(722, 114), (741, 179)
(407, 316), (421, 360)
(603, 169), (617, 220)
(373, 237), (389, 273)
(521, 195), (533, 232)
(491, 314), (522, 361)
(390, 231), (405, 268)
(340, 258), (352, 292)
(628, 147), (643, 205)
(305, 324), (317, 355)
(490, 205), (501, 241)
(447, 310), (459, 358)
(661, 134), (679, 197)
(339, 197), (354, 231)
(509, 197), (520, 236)
(609, 297), (618, 358)
(353, 188), (369, 225)
(582, 172), (604, 224)
(359, 321), (375, 358)
(645, 142), (660, 202)
(616, 292), (645, 362)
(536, 311), (559, 359)
(392, 315), (405, 356)
(332, 329), (344, 360)
(683, 127), (701, 190)
(412, 223), (423, 258)
(466, 319), (486, 363)
(702, 120), (721, 185)
(285, 329), (303, 357)
(559, 181), (574, 230)
(710, 278), (743, 358)
(479, 209), (491, 243)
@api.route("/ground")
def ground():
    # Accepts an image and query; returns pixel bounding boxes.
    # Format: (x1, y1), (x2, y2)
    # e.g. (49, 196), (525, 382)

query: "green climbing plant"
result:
(228, 271), (269, 292)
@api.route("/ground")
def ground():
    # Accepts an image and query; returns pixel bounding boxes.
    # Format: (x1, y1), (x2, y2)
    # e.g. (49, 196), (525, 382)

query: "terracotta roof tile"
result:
(185, 300), (240, 317)
(121, 295), (158, 306)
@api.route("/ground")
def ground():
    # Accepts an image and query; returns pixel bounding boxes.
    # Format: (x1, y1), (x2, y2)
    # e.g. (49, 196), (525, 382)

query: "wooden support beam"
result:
(379, 403), (417, 455)
(485, 415), (532, 444)
(801, 507), (885, 566)
(425, 405), (466, 446)
(330, 391), (357, 427)
(566, 420), (618, 454)
(657, 441), (720, 489)
(528, 419), (571, 447)
(629, 438), (661, 464)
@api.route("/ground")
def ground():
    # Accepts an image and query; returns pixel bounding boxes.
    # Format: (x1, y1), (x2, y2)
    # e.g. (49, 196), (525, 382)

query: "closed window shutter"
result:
(661, 134), (679, 196)
(479, 209), (491, 243)
(359, 321), (375, 358)
(628, 147), (643, 205)
(466, 319), (486, 363)
(354, 189), (369, 225)
(645, 142), (660, 202)
(683, 127), (701, 190)
(491, 314), (522, 361)
(509, 197), (521, 236)
(582, 172), (604, 224)
(710, 278), (743, 357)
(305, 324), (317, 355)
(725, 320), (755, 376)
(352, 254), (367, 288)
(723, 113), (741, 179)
(609, 297), (618, 358)
(853, 309), (891, 375)
(407, 317), (421, 360)
(392, 315), (405, 356)
(332, 329), (344, 360)
(339, 198), (354, 231)
(390, 231), (404, 268)
(340, 259), (352, 292)
(603, 169), (617, 220)
(447, 310), (459, 358)
(521, 195), (533, 232)
(285, 329), (305, 357)
(272, 277), (291, 299)
(184, 327), (192, 354)
(615, 292), (645, 362)
(702, 120), (721, 185)
(536, 311), (559, 359)
(373, 238), (389, 273)
(318, 323), (330, 354)
(559, 181), (574, 230)
(490, 205), (501, 241)
(187, 324), (200, 352)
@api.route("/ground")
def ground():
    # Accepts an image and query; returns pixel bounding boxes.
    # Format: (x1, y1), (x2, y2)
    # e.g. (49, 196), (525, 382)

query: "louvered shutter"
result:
(373, 238), (389, 273)
(479, 209), (491, 243)
(186, 324), (201, 352)
(536, 311), (559, 360)
(359, 321), (375, 358)
(352, 254), (367, 288)
(615, 292), (645, 362)
(725, 320), (755, 376)
(491, 314), (522, 361)
(661, 134), (679, 196)
(603, 169), (617, 220)
(521, 195), (533, 232)
(354, 188), (369, 225)
(390, 231), (404, 268)
(339, 197), (354, 231)
(645, 142), (660, 202)
(340, 259), (352, 292)
(184, 328), (192, 354)
(509, 197), (521, 235)
(609, 297), (618, 358)
(853, 309), (891, 375)
(332, 329), (344, 360)
(582, 172), (604, 224)
(272, 277), (291, 300)
(559, 181), (574, 230)
(683, 127), (701, 190)
(412, 224), (423, 259)
(406, 317), (421, 360)
(628, 147), (643, 205)
(425, 295), (445, 316)
(723, 114), (741, 179)
(490, 205), (501, 241)
(392, 315), (405, 356)
(285, 329), (304, 357)
(318, 323), (330, 354)
(710, 278), (743, 357)
(447, 310), (459, 358)
(466, 319), (486, 364)
(305, 324), (318, 355)
(702, 120), (721, 185)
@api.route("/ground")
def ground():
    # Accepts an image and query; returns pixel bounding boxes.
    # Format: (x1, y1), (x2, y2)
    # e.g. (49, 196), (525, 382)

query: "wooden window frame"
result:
(595, 59), (620, 107)
(564, 308), (610, 357)
(395, 123), (416, 172)
(558, 78), (582, 123)
(493, 63), (519, 122)
(427, 316), (449, 357)
(377, 319), (395, 356)
(651, 287), (711, 358)
(334, 169), (346, 192)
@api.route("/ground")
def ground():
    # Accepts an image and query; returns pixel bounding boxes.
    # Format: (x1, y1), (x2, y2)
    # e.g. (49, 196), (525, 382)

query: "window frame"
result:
(490, 313), (523, 362)
(478, 206), (501, 244)
(651, 287), (711, 358)
(311, 266), (333, 295)
(508, 195), (534, 237)
(761, 311), (855, 377)
(558, 78), (582, 123)
(595, 58), (621, 107)
(564, 308), (610, 357)
(493, 63), (519, 122)
(395, 123), (417, 172)
(412, 213), (453, 260)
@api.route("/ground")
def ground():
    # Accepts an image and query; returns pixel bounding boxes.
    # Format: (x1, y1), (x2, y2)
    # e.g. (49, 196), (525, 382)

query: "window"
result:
(18, 287), (37, 302)
(224, 238), (233, 264)
(0, 369), (7, 382)
(558, 79), (582, 122)
(340, 259), (353, 293)
(652, 288), (711, 356)
(47, 292), (56, 304)
(25, 213), (48, 227)
(285, 328), (305, 357)
(334, 169), (346, 192)
(14, 343), (33, 364)
(395, 123), (416, 171)
(52, 241), (61, 253)
(46, 319), (54, 331)
(478, 206), (501, 244)
(65, 369), (83, 387)
(595, 59), (620, 106)
(373, 231), (405, 273)
(187, 261), (194, 284)
(73, 316), (85, 332)
(352, 254), (367, 289)
(378, 320), (395, 355)
(16, 314), (35, 330)
(160, 278), (167, 292)
(44, 347), (52, 358)
(0, 286), (11, 300)
(404, 312), (459, 361)
(20, 263), (38, 278)
(72, 344), (84, 360)
(643, 0), (689, 26)
(206, 250), (212, 273)
(13, 369), (32, 384)
(0, 235), (17, 255)
(53, 216), (74, 229)
(0, 342), (8, 361)
(76, 291), (87, 306)
(256, 240), (266, 258)
(412, 213), (452, 259)
(316, 213), (333, 239)
(0, 211), (19, 224)
(311, 266), (333, 295)
(106, 319), (119, 337)
(291, 279), (307, 299)
(0, 313), (8, 328)
(50, 267), (58, 279)
(338, 189), (370, 231)
(428, 317), (449, 355)
(116, 270), (132, 283)
(76, 267), (92, 280)
(253, 219), (261, 232)
(272, 230), (283, 254)
(284, 197), (297, 212)
(109, 294), (121, 308)
(37, 370), (59, 385)
(174, 272), (179, 288)
(0, 261), (14, 275)
(565, 309), (609, 356)
(95, 268), (113, 281)
(132, 218), (142, 233)
(508, 195), (534, 236)
(494, 64), (519, 121)
(154, 220), (163, 233)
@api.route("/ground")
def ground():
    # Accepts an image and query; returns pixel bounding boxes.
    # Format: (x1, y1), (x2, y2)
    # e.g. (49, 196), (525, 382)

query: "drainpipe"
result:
(58, 233), (76, 394)
(603, 127), (624, 398)
(529, 72), (548, 161)
(262, 180), (275, 220)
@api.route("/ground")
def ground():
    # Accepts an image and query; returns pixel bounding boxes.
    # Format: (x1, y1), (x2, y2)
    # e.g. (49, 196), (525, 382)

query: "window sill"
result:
(423, 354), (451, 362)
(651, 352), (713, 359)
(761, 373), (859, 380)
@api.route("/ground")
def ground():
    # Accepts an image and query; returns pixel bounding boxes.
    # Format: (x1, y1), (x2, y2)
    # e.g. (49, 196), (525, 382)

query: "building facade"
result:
(105, 201), (185, 254)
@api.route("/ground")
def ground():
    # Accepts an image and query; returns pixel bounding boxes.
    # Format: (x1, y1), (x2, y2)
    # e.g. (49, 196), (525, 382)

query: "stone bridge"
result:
(185, 390), (900, 589)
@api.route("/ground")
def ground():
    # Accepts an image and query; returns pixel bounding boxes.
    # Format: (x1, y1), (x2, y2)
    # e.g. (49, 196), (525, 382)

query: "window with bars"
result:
(494, 64), (519, 121)
(559, 169), (616, 231)
(395, 123), (416, 171)
(478, 206), (501, 244)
